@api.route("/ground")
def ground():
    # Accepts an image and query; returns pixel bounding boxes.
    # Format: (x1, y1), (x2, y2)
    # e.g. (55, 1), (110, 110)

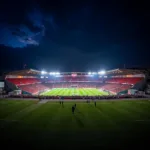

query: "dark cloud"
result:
(0, 6), (47, 48)
(0, 0), (150, 72)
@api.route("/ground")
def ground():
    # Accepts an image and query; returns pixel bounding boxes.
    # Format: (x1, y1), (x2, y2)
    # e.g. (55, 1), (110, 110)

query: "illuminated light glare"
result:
(92, 72), (97, 75)
(49, 72), (55, 75)
(88, 74), (93, 77)
(55, 75), (61, 77)
(88, 72), (91, 75)
(98, 70), (106, 75)
(41, 71), (47, 74)
(40, 76), (44, 78)
(56, 72), (60, 75)
(49, 72), (60, 75)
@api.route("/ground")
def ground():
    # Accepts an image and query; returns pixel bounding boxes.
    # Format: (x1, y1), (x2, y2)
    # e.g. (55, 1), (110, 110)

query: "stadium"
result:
(1, 0), (150, 148)
(0, 68), (150, 149)
(3, 68), (148, 97)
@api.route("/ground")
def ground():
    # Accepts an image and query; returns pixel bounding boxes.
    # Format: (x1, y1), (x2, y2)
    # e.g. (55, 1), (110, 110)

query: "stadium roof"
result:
(5, 68), (148, 76)
(6, 69), (40, 76)
(106, 69), (148, 75)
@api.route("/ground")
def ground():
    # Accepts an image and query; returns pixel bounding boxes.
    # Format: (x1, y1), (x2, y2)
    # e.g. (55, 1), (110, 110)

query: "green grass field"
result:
(0, 99), (150, 149)
(41, 88), (109, 96)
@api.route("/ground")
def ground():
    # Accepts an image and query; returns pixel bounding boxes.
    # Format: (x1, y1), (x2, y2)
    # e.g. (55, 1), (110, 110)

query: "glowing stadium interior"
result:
(4, 68), (146, 96)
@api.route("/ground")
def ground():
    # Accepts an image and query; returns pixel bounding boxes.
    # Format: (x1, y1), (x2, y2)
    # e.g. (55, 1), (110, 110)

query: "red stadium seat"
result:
(7, 78), (41, 86)
(18, 83), (48, 94)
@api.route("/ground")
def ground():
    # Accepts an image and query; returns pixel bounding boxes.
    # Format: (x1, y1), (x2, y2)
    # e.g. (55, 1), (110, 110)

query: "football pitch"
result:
(41, 88), (109, 96)
(0, 99), (150, 149)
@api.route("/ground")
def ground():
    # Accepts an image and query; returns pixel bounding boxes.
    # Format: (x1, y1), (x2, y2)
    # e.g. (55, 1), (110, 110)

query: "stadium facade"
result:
(3, 68), (149, 97)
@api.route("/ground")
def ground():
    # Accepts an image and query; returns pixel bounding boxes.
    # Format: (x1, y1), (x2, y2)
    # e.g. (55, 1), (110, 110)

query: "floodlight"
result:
(55, 75), (61, 77)
(41, 70), (47, 74)
(92, 72), (97, 75)
(56, 72), (60, 75)
(88, 72), (91, 75)
(40, 76), (44, 78)
(50, 72), (55, 75)
(98, 70), (106, 75)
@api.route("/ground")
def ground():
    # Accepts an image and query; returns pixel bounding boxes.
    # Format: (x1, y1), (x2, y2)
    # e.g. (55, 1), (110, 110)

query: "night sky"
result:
(0, 0), (150, 73)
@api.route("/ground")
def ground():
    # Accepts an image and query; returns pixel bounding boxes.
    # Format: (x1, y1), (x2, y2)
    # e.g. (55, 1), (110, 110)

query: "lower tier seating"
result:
(100, 83), (132, 93)
(19, 83), (49, 94)
(43, 83), (102, 88)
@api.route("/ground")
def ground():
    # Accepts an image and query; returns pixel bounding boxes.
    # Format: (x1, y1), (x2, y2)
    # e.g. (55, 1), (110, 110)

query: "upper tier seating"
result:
(44, 76), (103, 82)
(43, 77), (143, 85)
(6, 78), (41, 86)
(105, 77), (143, 85)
